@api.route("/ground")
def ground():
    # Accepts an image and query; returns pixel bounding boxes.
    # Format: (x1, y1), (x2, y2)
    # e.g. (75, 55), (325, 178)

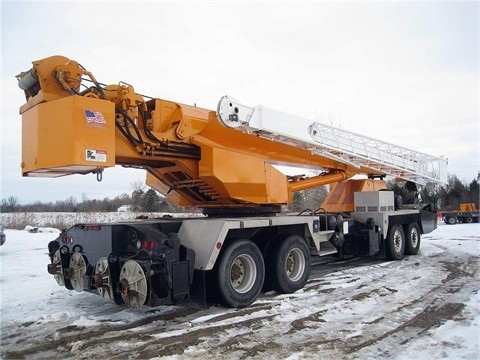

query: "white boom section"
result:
(217, 96), (447, 185)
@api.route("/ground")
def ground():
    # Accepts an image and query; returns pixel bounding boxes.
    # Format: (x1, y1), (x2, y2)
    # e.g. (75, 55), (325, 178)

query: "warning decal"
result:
(86, 150), (107, 162)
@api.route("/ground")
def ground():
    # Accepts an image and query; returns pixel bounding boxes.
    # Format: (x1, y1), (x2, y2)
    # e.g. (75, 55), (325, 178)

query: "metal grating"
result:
(308, 122), (447, 185)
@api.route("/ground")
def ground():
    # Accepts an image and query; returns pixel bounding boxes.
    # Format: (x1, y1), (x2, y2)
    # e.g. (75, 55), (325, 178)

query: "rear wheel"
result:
(216, 240), (264, 308)
(386, 225), (405, 260)
(446, 216), (457, 225)
(266, 235), (310, 294)
(465, 217), (473, 223)
(405, 223), (421, 255)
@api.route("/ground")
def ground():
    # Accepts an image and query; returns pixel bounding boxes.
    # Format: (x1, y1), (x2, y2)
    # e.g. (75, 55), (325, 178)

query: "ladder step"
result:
(317, 249), (339, 257)
(316, 240), (338, 257)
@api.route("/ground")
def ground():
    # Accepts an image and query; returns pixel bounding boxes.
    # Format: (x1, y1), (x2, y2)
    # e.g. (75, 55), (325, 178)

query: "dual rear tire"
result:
(386, 223), (421, 260)
(215, 235), (310, 308)
(265, 235), (311, 294)
(405, 223), (421, 255)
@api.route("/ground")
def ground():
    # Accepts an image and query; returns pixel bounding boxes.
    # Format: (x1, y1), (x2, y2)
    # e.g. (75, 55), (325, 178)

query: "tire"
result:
(446, 217), (456, 225)
(216, 240), (264, 308)
(385, 225), (405, 260)
(465, 217), (473, 223)
(405, 223), (421, 255)
(266, 235), (311, 294)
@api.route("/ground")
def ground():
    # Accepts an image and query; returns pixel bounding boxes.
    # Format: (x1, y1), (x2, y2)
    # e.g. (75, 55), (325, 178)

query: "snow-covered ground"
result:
(0, 219), (479, 359)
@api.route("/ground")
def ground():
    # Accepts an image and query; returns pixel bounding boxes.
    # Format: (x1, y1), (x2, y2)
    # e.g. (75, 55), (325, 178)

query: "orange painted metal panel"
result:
(321, 179), (387, 213)
(198, 145), (289, 204)
(21, 96), (115, 177)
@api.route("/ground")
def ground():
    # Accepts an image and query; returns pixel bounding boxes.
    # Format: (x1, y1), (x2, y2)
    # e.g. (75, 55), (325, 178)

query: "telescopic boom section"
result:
(217, 96), (447, 186)
(17, 55), (447, 209)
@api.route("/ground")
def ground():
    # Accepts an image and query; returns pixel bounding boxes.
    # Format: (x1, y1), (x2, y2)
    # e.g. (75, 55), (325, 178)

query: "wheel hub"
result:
(231, 261), (243, 284)
(284, 248), (305, 282)
(286, 255), (294, 275)
(393, 230), (403, 252)
(410, 230), (418, 247)
(229, 255), (256, 294)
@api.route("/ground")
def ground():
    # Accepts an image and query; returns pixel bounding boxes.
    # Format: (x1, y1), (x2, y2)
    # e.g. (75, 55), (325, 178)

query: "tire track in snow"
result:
(3, 240), (478, 359)
(2, 307), (199, 358)
(343, 253), (479, 355)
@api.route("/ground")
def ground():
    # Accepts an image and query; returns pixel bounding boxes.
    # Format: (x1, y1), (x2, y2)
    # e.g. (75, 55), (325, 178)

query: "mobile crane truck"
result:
(16, 55), (447, 309)
(442, 203), (479, 224)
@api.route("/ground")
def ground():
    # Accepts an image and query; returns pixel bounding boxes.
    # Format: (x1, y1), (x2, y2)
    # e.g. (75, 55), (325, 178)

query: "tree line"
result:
(284, 174), (479, 213)
(0, 183), (183, 213)
(389, 174), (479, 211)
(1, 174), (478, 213)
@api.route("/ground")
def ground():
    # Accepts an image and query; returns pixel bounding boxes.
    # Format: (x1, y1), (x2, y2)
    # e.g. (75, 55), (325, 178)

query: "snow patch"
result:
(0, 216), (479, 359)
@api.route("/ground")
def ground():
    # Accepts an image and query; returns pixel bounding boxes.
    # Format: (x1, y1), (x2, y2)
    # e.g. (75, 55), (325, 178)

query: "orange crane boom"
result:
(17, 55), (445, 212)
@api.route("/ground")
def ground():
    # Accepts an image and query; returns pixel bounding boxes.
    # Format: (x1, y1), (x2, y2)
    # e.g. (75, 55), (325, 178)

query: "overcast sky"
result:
(1, 1), (478, 204)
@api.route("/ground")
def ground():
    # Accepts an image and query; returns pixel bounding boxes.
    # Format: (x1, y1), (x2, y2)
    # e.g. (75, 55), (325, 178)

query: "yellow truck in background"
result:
(442, 203), (480, 224)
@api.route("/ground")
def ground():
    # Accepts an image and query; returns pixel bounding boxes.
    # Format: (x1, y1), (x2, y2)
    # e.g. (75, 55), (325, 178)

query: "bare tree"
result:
(1, 196), (19, 212)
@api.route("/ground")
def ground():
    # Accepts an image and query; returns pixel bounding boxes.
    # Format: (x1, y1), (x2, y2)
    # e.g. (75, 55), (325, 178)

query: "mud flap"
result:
(366, 218), (380, 256)
(420, 204), (437, 234)
(368, 229), (380, 255)
(172, 261), (191, 302)
(189, 270), (207, 309)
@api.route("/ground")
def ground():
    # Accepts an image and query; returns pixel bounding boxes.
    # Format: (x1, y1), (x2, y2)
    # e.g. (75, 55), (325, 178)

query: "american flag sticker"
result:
(84, 109), (107, 125)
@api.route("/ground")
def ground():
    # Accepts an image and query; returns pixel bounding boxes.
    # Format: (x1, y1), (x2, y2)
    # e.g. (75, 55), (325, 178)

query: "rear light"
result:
(140, 240), (155, 251)
(147, 241), (155, 251)
(61, 236), (74, 244)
